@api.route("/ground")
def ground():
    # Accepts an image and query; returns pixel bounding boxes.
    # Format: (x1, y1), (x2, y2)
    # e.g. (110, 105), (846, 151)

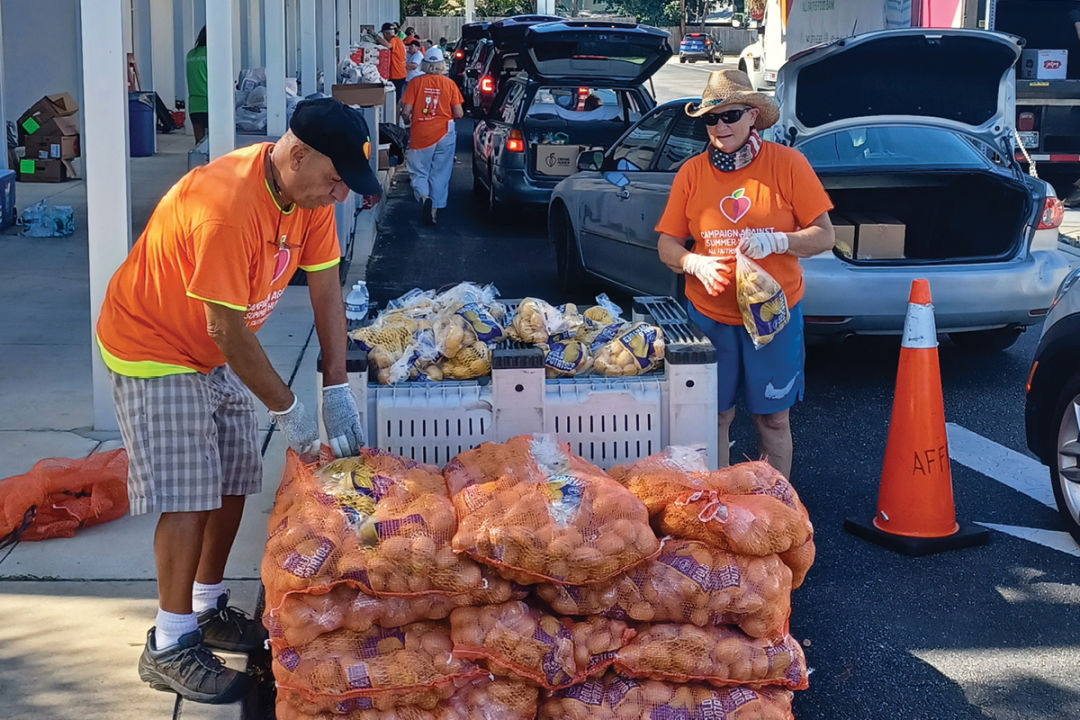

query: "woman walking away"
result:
(401, 48), (464, 226)
(186, 27), (208, 143)
(656, 70), (835, 480)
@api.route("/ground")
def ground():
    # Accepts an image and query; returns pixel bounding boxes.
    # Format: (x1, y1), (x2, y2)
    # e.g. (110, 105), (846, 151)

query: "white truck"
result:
(738, 0), (917, 90)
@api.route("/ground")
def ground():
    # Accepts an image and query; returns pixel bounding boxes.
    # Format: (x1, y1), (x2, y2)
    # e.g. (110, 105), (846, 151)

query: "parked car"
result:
(549, 28), (1075, 349)
(472, 20), (671, 214)
(1025, 267), (1080, 542)
(464, 15), (561, 119)
(450, 21), (490, 91)
(678, 32), (722, 63)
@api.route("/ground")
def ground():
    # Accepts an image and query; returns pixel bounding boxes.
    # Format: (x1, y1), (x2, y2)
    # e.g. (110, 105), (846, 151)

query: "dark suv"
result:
(450, 21), (490, 91)
(471, 20), (671, 214)
(464, 15), (561, 119)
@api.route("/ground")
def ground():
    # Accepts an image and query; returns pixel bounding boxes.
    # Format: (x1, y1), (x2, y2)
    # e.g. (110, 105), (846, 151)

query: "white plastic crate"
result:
(319, 297), (718, 469)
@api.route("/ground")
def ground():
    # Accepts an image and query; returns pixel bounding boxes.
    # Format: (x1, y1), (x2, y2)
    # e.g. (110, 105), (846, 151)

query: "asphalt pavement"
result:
(366, 66), (1080, 717)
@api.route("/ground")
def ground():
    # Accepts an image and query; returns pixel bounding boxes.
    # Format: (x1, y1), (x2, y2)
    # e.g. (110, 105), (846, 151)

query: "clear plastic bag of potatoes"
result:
(593, 323), (666, 377)
(735, 251), (789, 350)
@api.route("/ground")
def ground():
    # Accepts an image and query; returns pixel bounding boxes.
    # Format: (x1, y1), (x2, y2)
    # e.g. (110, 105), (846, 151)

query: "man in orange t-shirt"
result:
(377, 22), (407, 99)
(401, 48), (464, 225)
(657, 70), (834, 479)
(97, 98), (379, 704)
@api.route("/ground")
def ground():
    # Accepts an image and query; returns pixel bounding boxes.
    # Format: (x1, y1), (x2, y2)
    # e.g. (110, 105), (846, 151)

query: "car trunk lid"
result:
(489, 15), (562, 51)
(775, 29), (1021, 151)
(519, 21), (672, 85)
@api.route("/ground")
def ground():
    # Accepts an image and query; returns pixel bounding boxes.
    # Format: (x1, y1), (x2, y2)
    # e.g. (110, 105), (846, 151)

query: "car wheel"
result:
(1048, 370), (1080, 543)
(551, 204), (584, 293)
(680, 57), (686, 64)
(949, 327), (1024, 353)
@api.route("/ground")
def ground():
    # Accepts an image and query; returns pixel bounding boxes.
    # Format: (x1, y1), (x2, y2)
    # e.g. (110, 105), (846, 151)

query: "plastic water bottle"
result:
(345, 281), (369, 323)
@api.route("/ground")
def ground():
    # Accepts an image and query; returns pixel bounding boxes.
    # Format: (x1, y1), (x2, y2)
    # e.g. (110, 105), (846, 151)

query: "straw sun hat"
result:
(685, 69), (779, 130)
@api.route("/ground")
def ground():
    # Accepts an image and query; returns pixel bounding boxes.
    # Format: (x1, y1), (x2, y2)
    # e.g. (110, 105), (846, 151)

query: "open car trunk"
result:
(823, 172), (1033, 263)
(523, 104), (637, 182)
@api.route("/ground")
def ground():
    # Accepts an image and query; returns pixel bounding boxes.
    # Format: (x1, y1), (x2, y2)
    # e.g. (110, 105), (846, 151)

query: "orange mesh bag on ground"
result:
(778, 534), (816, 590)
(538, 672), (795, 720)
(656, 492), (812, 558)
(536, 538), (792, 639)
(443, 433), (606, 496)
(450, 599), (633, 689)
(614, 623), (808, 690)
(0, 449), (128, 543)
(449, 434), (659, 585)
(272, 621), (482, 711)
(262, 449), (503, 610)
(277, 676), (538, 720)
(268, 580), (528, 647)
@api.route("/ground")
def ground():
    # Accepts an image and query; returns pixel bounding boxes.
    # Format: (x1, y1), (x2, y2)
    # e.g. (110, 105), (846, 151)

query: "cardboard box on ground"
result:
(332, 83), (388, 108)
(16, 92), (81, 183)
(831, 212), (905, 260)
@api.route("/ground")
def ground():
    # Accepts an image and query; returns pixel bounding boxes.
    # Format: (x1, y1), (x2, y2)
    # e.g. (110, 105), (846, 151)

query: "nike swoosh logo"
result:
(764, 373), (798, 400)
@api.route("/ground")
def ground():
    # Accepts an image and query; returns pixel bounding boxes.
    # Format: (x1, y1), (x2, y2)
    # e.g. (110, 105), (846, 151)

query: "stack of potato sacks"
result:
(261, 449), (540, 719)
(444, 437), (813, 719)
(262, 435), (814, 719)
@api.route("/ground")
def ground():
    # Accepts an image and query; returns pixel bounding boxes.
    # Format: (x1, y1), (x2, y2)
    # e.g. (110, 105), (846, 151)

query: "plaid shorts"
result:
(108, 366), (262, 515)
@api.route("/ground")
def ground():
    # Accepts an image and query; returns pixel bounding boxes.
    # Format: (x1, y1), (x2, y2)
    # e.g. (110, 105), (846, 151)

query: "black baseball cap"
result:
(381, 22), (396, 32)
(290, 97), (381, 197)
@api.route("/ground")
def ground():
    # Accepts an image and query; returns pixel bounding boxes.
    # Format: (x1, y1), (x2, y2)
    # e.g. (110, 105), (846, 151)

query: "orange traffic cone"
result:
(845, 279), (989, 556)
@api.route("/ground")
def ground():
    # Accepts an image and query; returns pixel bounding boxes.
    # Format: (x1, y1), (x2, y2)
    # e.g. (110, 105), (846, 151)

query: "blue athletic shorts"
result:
(686, 301), (806, 416)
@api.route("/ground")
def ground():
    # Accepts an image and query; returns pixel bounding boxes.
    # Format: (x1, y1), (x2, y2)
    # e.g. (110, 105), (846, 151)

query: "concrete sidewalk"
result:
(0, 132), (390, 719)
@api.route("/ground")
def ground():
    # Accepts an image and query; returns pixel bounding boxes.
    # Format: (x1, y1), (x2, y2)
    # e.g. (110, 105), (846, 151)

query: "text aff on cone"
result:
(845, 278), (989, 556)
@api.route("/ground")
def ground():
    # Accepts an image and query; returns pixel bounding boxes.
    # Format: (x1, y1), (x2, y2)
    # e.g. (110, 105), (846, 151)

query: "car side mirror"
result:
(577, 150), (604, 172)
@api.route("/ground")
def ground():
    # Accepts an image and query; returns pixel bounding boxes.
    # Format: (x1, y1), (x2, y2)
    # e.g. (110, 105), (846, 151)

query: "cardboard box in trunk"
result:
(831, 212), (855, 258)
(332, 83), (387, 107)
(18, 157), (76, 183)
(17, 93), (78, 143)
(846, 212), (906, 260)
(1019, 49), (1067, 80)
(535, 144), (583, 177)
(24, 116), (80, 160)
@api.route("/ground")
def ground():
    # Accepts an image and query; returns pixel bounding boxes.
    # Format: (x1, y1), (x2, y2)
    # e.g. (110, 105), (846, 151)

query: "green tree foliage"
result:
(607, 0), (682, 26)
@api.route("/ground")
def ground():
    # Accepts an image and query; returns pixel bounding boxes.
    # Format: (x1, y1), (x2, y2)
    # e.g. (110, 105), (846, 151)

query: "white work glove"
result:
(268, 394), (321, 461)
(740, 231), (789, 260)
(681, 252), (732, 296)
(321, 384), (365, 458)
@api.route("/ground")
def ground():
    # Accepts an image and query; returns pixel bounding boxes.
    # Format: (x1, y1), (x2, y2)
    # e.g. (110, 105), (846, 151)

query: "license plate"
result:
(765, 71), (777, 82)
(1018, 131), (1039, 149)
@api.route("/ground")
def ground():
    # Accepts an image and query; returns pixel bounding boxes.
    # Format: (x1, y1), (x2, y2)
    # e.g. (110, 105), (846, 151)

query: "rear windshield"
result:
(531, 35), (660, 70)
(798, 125), (992, 169)
(526, 87), (643, 124)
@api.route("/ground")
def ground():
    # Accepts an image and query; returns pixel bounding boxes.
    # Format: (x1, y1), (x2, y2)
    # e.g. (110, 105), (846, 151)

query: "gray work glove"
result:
(321, 383), (365, 458)
(268, 394), (321, 460)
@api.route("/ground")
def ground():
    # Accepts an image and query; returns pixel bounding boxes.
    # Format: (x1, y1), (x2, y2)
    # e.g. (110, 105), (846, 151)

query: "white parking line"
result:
(945, 423), (1056, 509)
(945, 423), (1080, 556)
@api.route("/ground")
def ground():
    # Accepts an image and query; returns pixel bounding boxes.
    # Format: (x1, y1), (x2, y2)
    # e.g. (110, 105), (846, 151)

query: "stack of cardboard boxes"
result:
(17, 92), (80, 183)
(831, 212), (905, 260)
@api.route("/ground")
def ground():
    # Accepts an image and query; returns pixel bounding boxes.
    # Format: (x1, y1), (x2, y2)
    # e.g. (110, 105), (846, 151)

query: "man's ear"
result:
(289, 142), (307, 171)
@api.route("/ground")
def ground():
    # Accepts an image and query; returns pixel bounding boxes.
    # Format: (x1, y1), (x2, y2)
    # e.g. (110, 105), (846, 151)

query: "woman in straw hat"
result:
(656, 69), (835, 479)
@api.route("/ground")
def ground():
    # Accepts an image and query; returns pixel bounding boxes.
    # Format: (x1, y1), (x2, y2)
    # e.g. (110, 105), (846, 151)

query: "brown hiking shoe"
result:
(196, 592), (267, 653)
(138, 628), (248, 703)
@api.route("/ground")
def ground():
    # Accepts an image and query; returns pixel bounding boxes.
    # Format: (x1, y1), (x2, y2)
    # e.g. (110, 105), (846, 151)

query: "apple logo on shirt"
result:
(720, 188), (751, 224)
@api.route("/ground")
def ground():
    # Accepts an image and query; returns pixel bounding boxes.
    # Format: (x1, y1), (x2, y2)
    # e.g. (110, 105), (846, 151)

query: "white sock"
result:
(192, 581), (227, 614)
(154, 608), (198, 650)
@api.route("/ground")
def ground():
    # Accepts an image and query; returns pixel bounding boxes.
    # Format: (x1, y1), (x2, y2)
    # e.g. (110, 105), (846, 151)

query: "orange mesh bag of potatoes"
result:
(538, 672), (795, 720)
(448, 434), (659, 585)
(536, 538), (792, 639)
(262, 449), (504, 610)
(272, 621), (483, 711)
(449, 599), (634, 689)
(614, 623), (808, 690)
(443, 433), (606, 496)
(267, 580), (528, 647)
(655, 491), (812, 559)
(276, 676), (538, 720)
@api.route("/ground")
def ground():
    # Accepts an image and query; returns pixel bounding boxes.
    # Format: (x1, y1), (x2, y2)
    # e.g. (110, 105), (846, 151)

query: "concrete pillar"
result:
(300, 0), (316, 95)
(465, 0), (474, 24)
(82, 0), (133, 432)
(286, 0), (298, 76)
(239, 0), (251, 69)
(232, 0), (243, 72)
(337, 0), (351, 62)
(350, 0), (361, 45)
(132, 0), (153, 89)
(0, 4), (7, 170)
(151, 0), (177, 109)
(207, 0), (236, 158)
(266, 0), (287, 136)
(249, 0), (264, 67)
(319, 0), (336, 93)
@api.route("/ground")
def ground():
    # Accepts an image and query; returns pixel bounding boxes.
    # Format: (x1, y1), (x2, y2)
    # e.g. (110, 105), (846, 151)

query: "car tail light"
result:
(480, 75), (495, 94)
(454, 49), (464, 59)
(1017, 112), (1035, 131)
(1038, 197), (1064, 230)
(506, 129), (525, 153)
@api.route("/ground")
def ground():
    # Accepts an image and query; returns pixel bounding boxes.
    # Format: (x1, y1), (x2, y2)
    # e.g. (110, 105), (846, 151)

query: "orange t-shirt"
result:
(389, 36), (407, 80)
(655, 142), (833, 325)
(401, 75), (464, 150)
(96, 143), (341, 377)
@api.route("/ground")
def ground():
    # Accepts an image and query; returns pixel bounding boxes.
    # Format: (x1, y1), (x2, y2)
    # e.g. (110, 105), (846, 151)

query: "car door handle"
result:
(617, 188), (630, 200)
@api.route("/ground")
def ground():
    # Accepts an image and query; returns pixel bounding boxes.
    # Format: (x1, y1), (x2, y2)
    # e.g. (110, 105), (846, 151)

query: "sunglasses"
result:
(702, 107), (752, 126)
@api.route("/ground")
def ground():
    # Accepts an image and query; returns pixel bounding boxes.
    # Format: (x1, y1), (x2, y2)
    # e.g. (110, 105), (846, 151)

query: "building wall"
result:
(2, 0), (83, 127)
